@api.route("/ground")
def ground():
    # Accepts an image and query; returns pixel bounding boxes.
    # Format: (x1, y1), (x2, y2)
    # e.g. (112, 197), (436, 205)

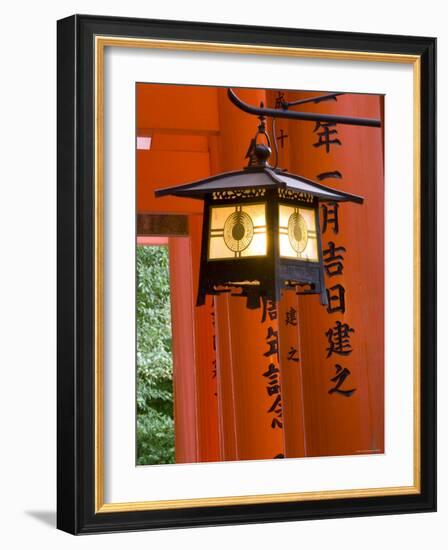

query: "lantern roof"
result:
(154, 166), (363, 204)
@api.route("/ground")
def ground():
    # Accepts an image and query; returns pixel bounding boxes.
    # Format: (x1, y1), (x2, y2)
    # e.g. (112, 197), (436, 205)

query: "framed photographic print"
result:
(57, 14), (436, 534)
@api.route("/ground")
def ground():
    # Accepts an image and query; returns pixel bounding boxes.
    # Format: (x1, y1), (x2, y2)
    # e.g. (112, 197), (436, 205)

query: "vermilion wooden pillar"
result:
(169, 218), (220, 464)
(211, 292), (238, 460)
(287, 91), (384, 457)
(189, 215), (220, 462)
(169, 237), (198, 463)
(211, 88), (284, 461)
(277, 293), (307, 457)
(265, 92), (307, 458)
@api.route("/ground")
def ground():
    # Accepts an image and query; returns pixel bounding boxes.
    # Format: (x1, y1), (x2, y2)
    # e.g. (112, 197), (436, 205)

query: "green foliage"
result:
(136, 245), (174, 465)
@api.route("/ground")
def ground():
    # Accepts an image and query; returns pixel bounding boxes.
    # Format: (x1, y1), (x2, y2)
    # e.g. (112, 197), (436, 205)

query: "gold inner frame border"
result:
(94, 35), (421, 513)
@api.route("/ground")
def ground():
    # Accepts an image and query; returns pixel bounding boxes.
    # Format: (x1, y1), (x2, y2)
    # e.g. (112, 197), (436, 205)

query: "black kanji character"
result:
(268, 394), (282, 413)
(317, 170), (343, 181)
(264, 326), (279, 358)
(323, 241), (346, 277)
(285, 306), (298, 326)
(328, 364), (356, 396)
(277, 128), (289, 148)
(313, 121), (342, 153)
(326, 284), (346, 313)
(263, 363), (279, 378)
(326, 321), (355, 357)
(267, 384), (281, 396)
(321, 202), (340, 234)
(287, 347), (300, 362)
(261, 297), (278, 323)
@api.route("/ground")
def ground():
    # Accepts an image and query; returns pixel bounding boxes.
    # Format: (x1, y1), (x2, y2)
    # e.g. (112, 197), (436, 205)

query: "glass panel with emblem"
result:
(208, 203), (267, 260)
(278, 204), (319, 262)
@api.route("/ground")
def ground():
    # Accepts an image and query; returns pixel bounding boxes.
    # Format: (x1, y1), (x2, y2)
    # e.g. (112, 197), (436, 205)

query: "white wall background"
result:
(0, 0), (443, 548)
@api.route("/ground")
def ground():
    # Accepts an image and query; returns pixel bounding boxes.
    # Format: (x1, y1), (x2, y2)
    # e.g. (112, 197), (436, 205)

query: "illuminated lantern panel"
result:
(279, 204), (319, 262)
(208, 203), (267, 260)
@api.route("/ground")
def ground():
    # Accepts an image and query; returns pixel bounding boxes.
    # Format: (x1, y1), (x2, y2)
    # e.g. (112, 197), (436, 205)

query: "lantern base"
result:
(196, 277), (328, 309)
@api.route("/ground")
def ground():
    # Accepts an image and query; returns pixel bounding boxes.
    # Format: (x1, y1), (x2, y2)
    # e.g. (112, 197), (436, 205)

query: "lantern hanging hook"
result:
(244, 105), (273, 168)
(252, 106), (271, 148)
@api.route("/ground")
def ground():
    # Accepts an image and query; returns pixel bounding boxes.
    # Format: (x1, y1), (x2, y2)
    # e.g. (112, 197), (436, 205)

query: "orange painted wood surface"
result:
(137, 147), (208, 214)
(137, 84), (219, 134)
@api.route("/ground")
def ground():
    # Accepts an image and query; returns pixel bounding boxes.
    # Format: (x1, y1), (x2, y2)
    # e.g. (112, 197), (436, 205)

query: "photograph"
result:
(135, 83), (385, 466)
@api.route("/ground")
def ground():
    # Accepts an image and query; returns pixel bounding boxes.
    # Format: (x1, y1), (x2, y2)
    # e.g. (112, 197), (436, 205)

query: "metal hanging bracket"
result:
(227, 88), (382, 128)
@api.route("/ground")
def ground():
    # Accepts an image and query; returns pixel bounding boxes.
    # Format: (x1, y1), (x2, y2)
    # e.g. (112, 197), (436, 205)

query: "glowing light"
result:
(208, 203), (267, 260)
(278, 204), (319, 262)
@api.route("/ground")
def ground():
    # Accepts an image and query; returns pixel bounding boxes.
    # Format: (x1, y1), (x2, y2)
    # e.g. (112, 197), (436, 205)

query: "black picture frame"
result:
(57, 14), (436, 534)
